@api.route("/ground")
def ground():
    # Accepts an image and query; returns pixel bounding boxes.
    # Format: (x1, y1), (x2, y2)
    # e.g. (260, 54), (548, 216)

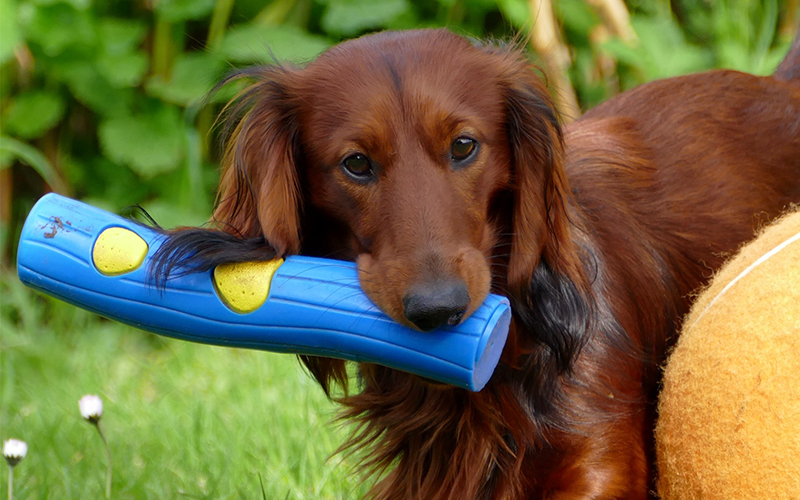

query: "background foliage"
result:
(0, 0), (797, 256)
(0, 0), (798, 498)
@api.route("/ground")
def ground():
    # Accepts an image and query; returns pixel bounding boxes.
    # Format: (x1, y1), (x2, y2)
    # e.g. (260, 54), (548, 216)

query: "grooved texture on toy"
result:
(17, 193), (512, 391)
(656, 210), (800, 499)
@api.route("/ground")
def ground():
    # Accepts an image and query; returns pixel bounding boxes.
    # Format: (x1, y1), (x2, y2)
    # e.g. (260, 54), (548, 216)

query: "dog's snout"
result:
(402, 280), (470, 332)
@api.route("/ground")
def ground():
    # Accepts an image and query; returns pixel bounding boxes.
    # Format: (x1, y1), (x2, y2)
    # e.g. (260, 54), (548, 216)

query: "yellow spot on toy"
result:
(93, 227), (149, 276)
(656, 210), (800, 499)
(213, 260), (284, 314)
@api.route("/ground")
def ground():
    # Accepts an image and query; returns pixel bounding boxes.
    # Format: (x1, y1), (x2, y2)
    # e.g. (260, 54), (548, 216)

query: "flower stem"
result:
(7, 466), (13, 500)
(95, 423), (112, 499)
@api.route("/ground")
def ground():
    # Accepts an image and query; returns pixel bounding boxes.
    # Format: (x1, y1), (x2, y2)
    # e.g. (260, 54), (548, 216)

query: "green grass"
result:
(0, 268), (371, 499)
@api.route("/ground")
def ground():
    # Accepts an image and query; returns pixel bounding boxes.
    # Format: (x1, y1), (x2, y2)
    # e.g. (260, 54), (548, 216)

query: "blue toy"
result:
(17, 194), (511, 391)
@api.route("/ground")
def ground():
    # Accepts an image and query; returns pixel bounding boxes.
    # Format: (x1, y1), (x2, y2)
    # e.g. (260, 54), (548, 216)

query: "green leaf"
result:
(717, 40), (751, 72)
(155, 0), (216, 22)
(98, 18), (148, 55)
(79, 157), (149, 205)
(571, 47), (610, 109)
(2, 91), (66, 139)
(601, 38), (642, 68)
(138, 199), (208, 230)
(18, 2), (95, 56)
(56, 61), (134, 117)
(603, 16), (712, 82)
(217, 24), (331, 64)
(321, 0), (410, 37)
(0, 148), (12, 168)
(98, 105), (186, 178)
(558, 0), (600, 37)
(462, 0), (496, 11)
(634, 17), (711, 79)
(208, 78), (248, 105)
(757, 41), (791, 75)
(96, 51), (149, 88)
(384, 5), (418, 31)
(749, 0), (778, 74)
(0, 0), (22, 64)
(497, 0), (530, 31)
(0, 136), (68, 193)
(31, 0), (91, 9)
(145, 52), (225, 106)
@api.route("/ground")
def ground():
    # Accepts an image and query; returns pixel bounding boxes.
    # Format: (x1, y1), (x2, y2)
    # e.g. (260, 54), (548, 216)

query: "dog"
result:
(152, 29), (800, 499)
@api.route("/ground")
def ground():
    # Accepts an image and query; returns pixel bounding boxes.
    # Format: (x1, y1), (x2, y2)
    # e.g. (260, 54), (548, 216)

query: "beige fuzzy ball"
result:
(656, 210), (800, 499)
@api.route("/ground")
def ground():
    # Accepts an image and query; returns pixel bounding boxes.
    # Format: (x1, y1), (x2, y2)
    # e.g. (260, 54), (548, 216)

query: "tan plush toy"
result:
(656, 210), (800, 499)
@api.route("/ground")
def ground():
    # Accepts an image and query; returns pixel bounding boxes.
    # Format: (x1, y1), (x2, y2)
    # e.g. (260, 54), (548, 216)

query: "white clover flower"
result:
(79, 395), (112, 498)
(79, 394), (103, 423)
(3, 439), (27, 467)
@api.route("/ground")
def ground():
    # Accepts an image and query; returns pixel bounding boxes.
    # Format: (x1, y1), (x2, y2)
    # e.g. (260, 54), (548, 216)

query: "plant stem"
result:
(7, 466), (12, 500)
(528, 0), (581, 122)
(152, 15), (173, 80)
(95, 422), (112, 499)
(207, 0), (235, 50)
(255, 0), (295, 26)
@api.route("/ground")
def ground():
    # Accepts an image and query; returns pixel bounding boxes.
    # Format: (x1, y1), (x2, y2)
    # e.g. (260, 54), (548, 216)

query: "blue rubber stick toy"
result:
(16, 194), (511, 391)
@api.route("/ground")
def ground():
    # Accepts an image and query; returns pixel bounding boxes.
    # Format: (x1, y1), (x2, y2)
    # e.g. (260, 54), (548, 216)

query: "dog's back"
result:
(553, 34), (800, 495)
(567, 65), (800, 254)
(566, 43), (800, 292)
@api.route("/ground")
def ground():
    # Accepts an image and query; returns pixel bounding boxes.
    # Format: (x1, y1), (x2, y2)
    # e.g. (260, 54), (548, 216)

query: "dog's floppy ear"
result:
(215, 69), (352, 395)
(149, 67), (301, 284)
(498, 52), (592, 372)
(500, 58), (583, 293)
(213, 66), (302, 256)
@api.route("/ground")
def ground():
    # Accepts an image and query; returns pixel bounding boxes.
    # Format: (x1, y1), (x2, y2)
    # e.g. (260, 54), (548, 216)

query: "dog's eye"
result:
(342, 154), (374, 180)
(451, 137), (478, 163)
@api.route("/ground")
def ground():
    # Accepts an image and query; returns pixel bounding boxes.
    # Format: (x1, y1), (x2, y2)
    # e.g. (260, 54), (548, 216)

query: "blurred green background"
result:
(0, 0), (797, 498)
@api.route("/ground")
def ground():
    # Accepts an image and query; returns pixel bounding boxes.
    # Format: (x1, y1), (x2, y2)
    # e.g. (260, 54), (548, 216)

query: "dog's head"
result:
(214, 29), (576, 329)
(153, 29), (588, 393)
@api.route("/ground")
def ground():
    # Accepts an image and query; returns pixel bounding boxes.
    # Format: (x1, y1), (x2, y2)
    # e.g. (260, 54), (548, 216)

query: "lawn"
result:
(0, 268), (370, 499)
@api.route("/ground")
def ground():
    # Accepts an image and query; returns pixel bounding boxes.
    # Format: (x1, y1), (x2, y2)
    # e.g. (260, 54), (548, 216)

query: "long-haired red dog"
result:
(153, 29), (800, 498)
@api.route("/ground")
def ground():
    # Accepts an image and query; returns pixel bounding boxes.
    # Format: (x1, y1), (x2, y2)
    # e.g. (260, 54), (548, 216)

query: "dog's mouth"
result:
(356, 250), (492, 332)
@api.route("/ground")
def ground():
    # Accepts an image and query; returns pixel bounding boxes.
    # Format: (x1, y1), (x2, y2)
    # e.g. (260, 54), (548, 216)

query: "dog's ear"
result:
(500, 55), (584, 296)
(213, 66), (302, 256)
(148, 68), (301, 284)
(214, 68), (352, 395)
(497, 52), (592, 372)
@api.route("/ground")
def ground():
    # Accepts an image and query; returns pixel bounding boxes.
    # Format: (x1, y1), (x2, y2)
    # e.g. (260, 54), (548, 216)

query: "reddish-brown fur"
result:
(154, 29), (800, 499)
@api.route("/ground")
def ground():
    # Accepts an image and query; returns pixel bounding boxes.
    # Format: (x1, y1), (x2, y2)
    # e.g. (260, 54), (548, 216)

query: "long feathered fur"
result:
(150, 29), (800, 499)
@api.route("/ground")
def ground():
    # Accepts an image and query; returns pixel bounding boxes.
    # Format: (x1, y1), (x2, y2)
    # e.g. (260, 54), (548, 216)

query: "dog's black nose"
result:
(402, 280), (470, 331)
